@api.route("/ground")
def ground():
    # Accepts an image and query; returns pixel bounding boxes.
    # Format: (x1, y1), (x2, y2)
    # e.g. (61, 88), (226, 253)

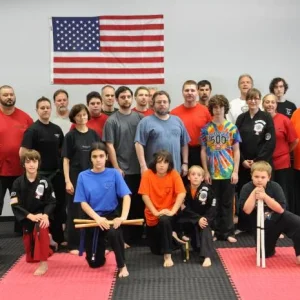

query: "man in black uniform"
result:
(20, 97), (65, 247)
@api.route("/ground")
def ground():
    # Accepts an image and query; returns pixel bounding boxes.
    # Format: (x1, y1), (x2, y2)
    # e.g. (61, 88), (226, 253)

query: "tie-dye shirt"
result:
(201, 120), (241, 180)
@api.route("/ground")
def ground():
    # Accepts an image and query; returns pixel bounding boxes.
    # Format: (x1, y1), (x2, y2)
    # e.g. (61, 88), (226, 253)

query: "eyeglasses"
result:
(247, 98), (260, 102)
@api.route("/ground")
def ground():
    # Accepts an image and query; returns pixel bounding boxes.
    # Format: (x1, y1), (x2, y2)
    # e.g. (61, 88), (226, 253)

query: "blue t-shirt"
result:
(74, 168), (131, 215)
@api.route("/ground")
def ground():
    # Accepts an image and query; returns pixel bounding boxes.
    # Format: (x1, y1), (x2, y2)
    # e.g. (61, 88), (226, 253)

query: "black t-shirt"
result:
(102, 107), (119, 116)
(21, 120), (64, 171)
(239, 181), (286, 224)
(236, 110), (275, 164)
(277, 100), (297, 119)
(10, 174), (56, 225)
(62, 128), (100, 172)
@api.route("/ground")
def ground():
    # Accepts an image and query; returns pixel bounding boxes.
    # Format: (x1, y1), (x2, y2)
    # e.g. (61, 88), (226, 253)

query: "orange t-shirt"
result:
(138, 169), (186, 226)
(291, 109), (300, 170)
(171, 103), (212, 146)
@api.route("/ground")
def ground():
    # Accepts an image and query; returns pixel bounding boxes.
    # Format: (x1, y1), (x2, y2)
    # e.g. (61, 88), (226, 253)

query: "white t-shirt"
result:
(227, 98), (248, 124)
(51, 114), (72, 135)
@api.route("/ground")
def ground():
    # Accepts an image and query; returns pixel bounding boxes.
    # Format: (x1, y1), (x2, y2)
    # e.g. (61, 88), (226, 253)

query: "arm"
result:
(63, 157), (74, 195)
(142, 195), (160, 217)
(113, 194), (131, 229)
(243, 188), (257, 215)
(290, 139), (299, 152)
(19, 147), (29, 158)
(135, 142), (148, 173)
(170, 192), (186, 215)
(81, 202), (110, 230)
(231, 142), (240, 184)
(201, 145), (211, 184)
(181, 144), (188, 177)
(106, 142), (124, 176)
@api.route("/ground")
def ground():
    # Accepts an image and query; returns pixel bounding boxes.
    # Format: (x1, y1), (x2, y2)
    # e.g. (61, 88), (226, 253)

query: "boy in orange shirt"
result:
(138, 150), (186, 267)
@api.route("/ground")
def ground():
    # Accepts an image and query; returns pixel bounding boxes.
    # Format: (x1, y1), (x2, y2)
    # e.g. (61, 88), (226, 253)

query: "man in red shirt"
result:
(70, 91), (108, 138)
(132, 86), (154, 116)
(0, 85), (33, 216)
(171, 80), (212, 167)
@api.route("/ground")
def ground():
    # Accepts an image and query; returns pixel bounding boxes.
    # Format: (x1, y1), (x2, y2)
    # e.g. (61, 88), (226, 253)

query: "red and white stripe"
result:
(52, 15), (164, 85)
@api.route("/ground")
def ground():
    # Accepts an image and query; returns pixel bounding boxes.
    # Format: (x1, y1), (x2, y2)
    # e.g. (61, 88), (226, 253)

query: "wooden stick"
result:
(74, 218), (144, 224)
(75, 219), (144, 229)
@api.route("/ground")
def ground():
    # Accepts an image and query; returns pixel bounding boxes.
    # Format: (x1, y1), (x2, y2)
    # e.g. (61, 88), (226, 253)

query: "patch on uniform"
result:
(265, 133), (271, 140)
(212, 198), (216, 206)
(52, 192), (56, 198)
(35, 184), (45, 199)
(10, 192), (16, 197)
(198, 187), (208, 204)
(54, 134), (60, 138)
(40, 179), (48, 188)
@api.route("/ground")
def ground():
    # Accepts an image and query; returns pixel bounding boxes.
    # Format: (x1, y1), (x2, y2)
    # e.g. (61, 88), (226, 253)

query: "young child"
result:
(10, 149), (56, 276)
(241, 161), (300, 264)
(201, 94), (241, 243)
(74, 142), (131, 278)
(138, 150), (186, 268)
(177, 165), (216, 267)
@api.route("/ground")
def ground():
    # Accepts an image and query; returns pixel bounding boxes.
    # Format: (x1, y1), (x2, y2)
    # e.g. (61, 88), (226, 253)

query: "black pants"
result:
(274, 168), (292, 211)
(147, 215), (174, 255)
(188, 145), (201, 167)
(85, 226), (125, 269)
(0, 176), (22, 233)
(212, 179), (235, 240)
(123, 174), (144, 244)
(292, 169), (300, 216)
(257, 211), (300, 257)
(66, 171), (82, 250)
(43, 171), (67, 244)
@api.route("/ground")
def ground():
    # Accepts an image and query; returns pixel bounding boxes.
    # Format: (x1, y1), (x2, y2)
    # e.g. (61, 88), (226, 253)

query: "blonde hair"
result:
(188, 165), (205, 176)
(262, 93), (278, 104)
(251, 161), (272, 177)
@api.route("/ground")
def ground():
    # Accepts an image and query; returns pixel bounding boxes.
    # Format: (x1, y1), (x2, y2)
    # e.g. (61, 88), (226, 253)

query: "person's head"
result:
(251, 161), (272, 187)
(269, 77), (288, 98)
(134, 86), (149, 108)
(53, 89), (69, 114)
(115, 86), (133, 109)
(36, 97), (52, 122)
(197, 80), (212, 105)
(149, 150), (174, 176)
(0, 85), (16, 108)
(262, 93), (277, 116)
(86, 91), (102, 117)
(101, 85), (115, 108)
(148, 87), (158, 108)
(89, 142), (108, 171)
(246, 88), (261, 111)
(69, 104), (91, 125)
(238, 74), (253, 97)
(182, 80), (198, 104)
(20, 149), (41, 174)
(152, 91), (171, 116)
(188, 165), (205, 186)
(208, 94), (230, 117)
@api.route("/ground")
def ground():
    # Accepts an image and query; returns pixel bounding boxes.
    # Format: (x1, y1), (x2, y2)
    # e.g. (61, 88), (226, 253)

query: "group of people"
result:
(1, 74), (300, 278)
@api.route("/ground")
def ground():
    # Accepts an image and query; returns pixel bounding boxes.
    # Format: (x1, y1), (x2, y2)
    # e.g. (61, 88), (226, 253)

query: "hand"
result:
(39, 214), (49, 229)
(66, 181), (74, 195)
(116, 168), (125, 177)
(180, 203), (186, 211)
(181, 163), (188, 177)
(140, 165), (148, 174)
(27, 213), (42, 222)
(204, 171), (212, 185)
(198, 217), (208, 229)
(113, 217), (124, 229)
(255, 187), (266, 201)
(159, 209), (174, 216)
(242, 160), (251, 169)
(95, 216), (110, 230)
(231, 171), (238, 184)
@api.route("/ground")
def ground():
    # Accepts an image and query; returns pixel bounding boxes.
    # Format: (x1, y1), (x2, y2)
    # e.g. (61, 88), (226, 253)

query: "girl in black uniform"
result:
(62, 104), (100, 254)
(236, 88), (275, 232)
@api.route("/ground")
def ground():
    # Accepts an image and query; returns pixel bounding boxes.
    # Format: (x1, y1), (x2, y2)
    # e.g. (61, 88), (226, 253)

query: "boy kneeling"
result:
(241, 161), (300, 264)
(10, 150), (56, 275)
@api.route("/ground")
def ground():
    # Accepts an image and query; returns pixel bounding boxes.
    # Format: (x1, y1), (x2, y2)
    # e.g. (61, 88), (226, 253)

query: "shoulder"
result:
(170, 104), (184, 114)
(267, 181), (282, 191)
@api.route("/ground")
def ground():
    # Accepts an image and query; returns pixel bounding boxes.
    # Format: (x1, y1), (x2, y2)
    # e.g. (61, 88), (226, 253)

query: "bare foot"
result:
(60, 241), (68, 247)
(227, 236), (237, 243)
(124, 243), (130, 249)
(69, 249), (79, 255)
(118, 265), (129, 278)
(213, 237), (217, 241)
(296, 255), (300, 265)
(172, 232), (186, 244)
(211, 230), (215, 237)
(105, 249), (110, 256)
(34, 261), (48, 276)
(182, 235), (190, 242)
(163, 254), (174, 268)
(202, 257), (212, 267)
(279, 234), (284, 239)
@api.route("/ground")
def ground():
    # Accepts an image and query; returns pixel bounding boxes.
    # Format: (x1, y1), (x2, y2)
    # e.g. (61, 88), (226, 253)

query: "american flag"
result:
(50, 15), (164, 85)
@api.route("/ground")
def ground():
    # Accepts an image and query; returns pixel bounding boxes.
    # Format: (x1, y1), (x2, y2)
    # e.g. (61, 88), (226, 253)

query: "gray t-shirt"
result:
(102, 111), (143, 175)
(51, 114), (72, 136)
(134, 114), (190, 172)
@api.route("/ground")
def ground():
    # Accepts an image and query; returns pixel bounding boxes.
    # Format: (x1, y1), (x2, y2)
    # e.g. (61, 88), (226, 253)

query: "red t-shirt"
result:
(171, 103), (212, 146)
(291, 109), (300, 170)
(132, 107), (154, 116)
(273, 113), (297, 170)
(0, 108), (33, 176)
(70, 114), (108, 138)
(138, 169), (186, 226)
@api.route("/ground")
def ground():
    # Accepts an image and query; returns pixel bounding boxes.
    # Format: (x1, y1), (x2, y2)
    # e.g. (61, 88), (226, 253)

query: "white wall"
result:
(1, 0), (300, 215)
